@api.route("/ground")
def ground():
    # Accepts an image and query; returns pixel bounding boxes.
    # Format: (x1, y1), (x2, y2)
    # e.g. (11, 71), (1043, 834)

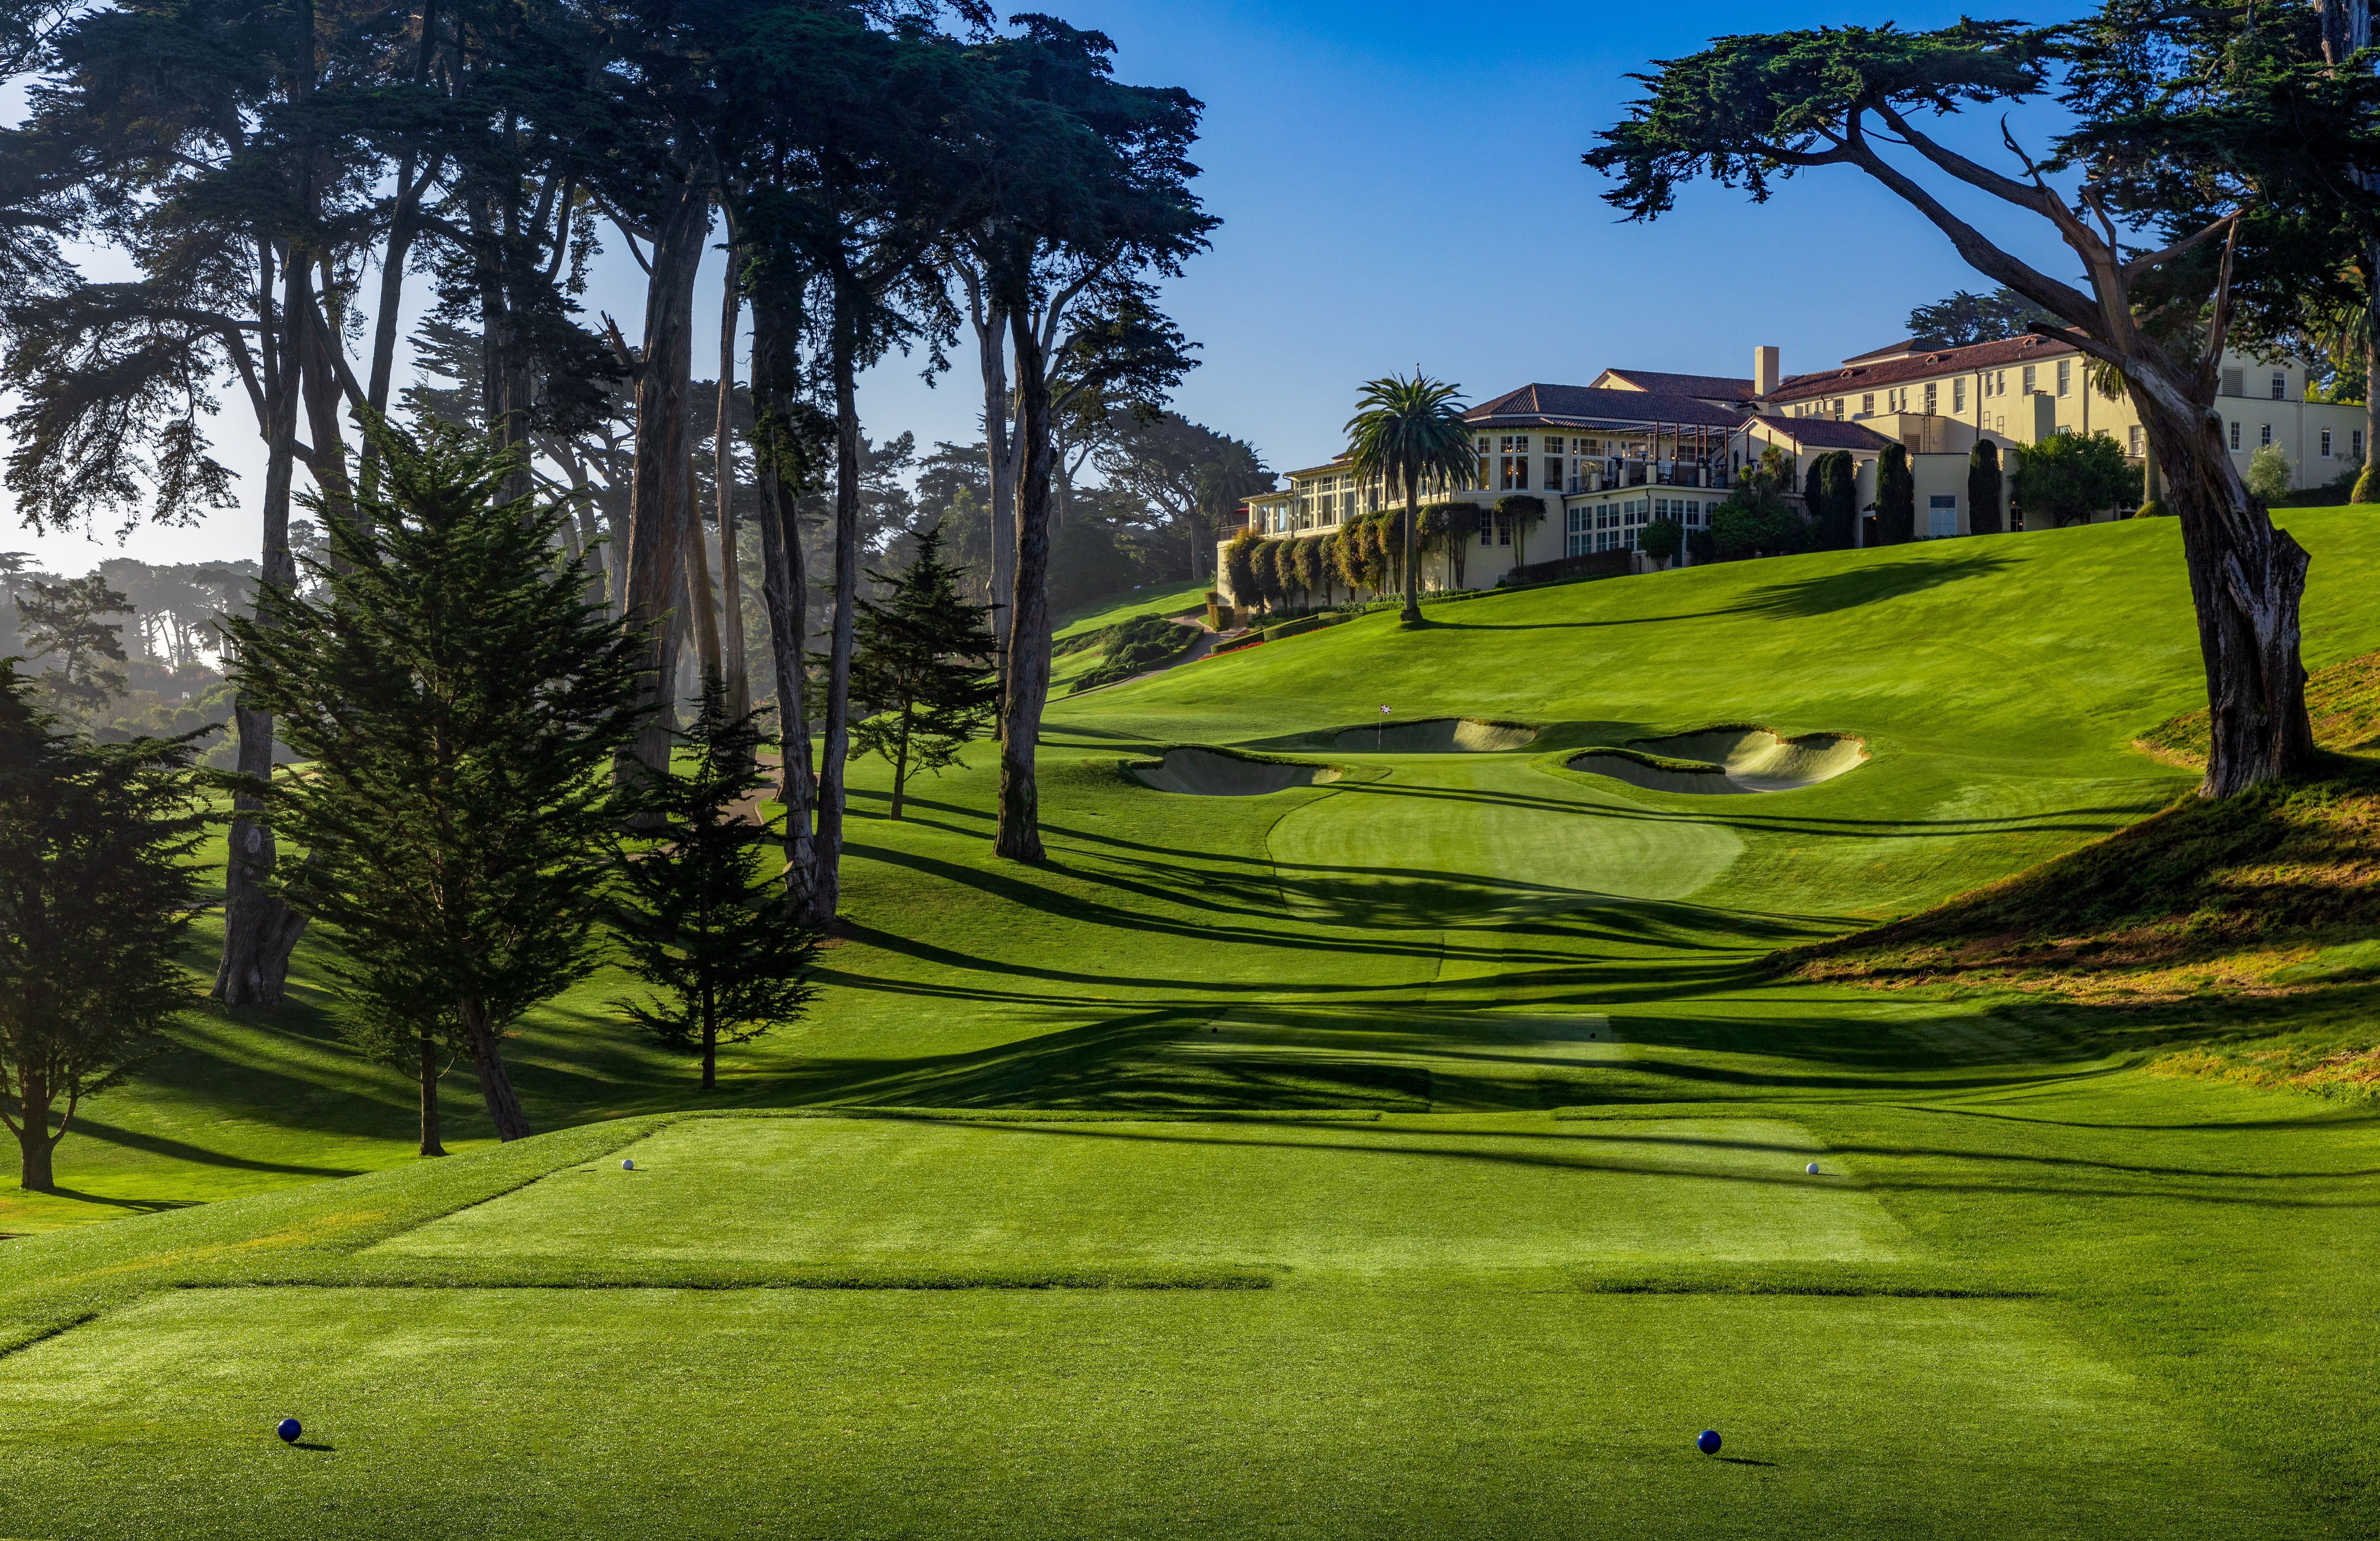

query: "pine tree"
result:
(14, 575), (131, 716)
(850, 526), (1001, 820)
(0, 661), (205, 1191)
(220, 422), (647, 1144)
(612, 676), (821, 1091)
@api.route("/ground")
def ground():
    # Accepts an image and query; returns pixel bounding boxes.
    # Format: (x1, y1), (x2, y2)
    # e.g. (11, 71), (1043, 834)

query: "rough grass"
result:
(2137, 645), (2380, 765)
(1777, 758), (2380, 1006)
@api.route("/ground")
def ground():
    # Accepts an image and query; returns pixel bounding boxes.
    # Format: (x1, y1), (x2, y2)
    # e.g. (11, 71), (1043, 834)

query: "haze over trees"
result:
(0, 0), (1218, 1018)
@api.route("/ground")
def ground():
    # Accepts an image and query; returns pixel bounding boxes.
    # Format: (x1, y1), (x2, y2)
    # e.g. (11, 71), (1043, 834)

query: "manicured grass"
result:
(7, 512), (2380, 1536)
(0, 1286), (2317, 1541)
(368, 1114), (1909, 1275)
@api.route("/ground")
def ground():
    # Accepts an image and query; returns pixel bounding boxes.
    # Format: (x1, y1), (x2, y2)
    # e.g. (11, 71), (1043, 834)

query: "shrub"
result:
(2011, 431), (2130, 527)
(1222, 529), (1261, 608)
(1292, 536), (1329, 603)
(2246, 443), (2292, 503)
(1493, 494), (1547, 566)
(1069, 613), (1196, 694)
(1504, 550), (1633, 586)
(1641, 516), (1685, 566)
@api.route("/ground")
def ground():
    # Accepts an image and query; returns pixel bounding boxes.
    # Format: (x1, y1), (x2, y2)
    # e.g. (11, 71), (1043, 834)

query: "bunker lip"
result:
(1330, 717), (1540, 753)
(1569, 727), (1868, 795)
(1128, 747), (1344, 796)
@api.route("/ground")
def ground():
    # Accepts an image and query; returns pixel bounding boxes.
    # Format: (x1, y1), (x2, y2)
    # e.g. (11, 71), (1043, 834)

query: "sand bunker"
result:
(1130, 748), (1342, 796)
(1569, 728), (1867, 795)
(1331, 717), (1539, 753)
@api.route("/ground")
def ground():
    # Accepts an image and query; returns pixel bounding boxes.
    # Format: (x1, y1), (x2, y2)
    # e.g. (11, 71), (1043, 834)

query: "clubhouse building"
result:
(1222, 336), (2367, 603)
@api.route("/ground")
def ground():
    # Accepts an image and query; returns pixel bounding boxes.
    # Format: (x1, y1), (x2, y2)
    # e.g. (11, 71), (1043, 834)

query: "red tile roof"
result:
(1468, 382), (1747, 431)
(1763, 334), (2078, 405)
(1745, 418), (1898, 451)
(1595, 369), (1757, 400)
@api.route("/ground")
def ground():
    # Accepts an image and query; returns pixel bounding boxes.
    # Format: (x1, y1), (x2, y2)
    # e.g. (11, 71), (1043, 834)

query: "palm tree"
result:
(1345, 371), (1472, 623)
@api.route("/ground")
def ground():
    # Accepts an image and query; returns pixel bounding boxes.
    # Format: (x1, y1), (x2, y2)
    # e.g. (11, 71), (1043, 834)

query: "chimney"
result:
(1754, 345), (1780, 399)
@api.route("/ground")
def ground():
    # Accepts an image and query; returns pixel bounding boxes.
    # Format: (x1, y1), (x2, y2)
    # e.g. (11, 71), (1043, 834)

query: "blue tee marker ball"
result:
(621, 1158), (635, 1171)
(1806, 1161), (1820, 1175)
(1696, 1429), (1722, 1455)
(276, 1418), (301, 1444)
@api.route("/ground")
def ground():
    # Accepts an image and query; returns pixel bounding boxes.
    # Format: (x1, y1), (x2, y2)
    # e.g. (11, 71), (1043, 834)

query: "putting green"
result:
(0, 1287), (2316, 1541)
(367, 1113), (1908, 1275)
(1329, 715), (1539, 752)
(1265, 755), (1742, 924)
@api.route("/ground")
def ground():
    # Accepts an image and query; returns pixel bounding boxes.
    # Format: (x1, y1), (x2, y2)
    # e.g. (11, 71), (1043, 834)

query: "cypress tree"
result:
(612, 676), (822, 1091)
(0, 663), (206, 1192)
(1877, 444), (1917, 545)
(849, 525), (1001, 820)
(221, 422), (646, 1143)
(1968, 440), (2005, 533)
(1818, 451), (1860, 548)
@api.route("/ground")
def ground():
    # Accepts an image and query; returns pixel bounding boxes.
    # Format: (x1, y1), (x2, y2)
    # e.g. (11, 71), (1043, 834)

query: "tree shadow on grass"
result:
(1736, 553), (2016, 618)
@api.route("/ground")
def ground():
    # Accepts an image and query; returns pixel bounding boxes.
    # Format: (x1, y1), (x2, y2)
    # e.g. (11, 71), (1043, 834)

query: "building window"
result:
(2221, 367), (2244, 397)
(2322, 428), (2334, 458)
(2272, 371), (2287, 401)
(1479, 521), (1494, 548)
(1500, 444), (1528, 490)
(1861, 392), (1874, 416)
(2260, 423), (2272, 448)
(1566, 504), (1589, 558)
(1953, 378), (1965, 413)
(1830, 398), (1844, 420)
(1475, 436), (1490, 489)
(1544, 456), (1562, 491)
(2358, 430), (2366, 462)
(2129, 425), (2144, 458)
(1928, 494), (1958, 539)
(2022, 363), (2036, 394)
(2229, 421), (2241, 451)
(2057, 359), (2071, 397)
(1923, 381), (1938, 414)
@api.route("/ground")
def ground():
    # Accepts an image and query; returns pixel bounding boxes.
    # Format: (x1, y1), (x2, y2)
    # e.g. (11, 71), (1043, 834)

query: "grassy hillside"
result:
(8, 511), (2380, 1537)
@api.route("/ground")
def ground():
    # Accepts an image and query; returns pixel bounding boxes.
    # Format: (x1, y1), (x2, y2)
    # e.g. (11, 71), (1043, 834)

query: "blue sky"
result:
(17, 0), (2096, 574)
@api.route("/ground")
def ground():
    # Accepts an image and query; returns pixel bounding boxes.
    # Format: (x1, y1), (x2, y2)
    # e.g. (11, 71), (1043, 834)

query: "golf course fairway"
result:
(3, 513), (2378, 1539)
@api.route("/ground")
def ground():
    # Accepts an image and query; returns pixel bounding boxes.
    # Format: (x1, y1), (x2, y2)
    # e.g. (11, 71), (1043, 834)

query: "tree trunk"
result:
(682, 496), (722, 684)
(995, 301), (1055, 862)
(216, 239), (312, 1008)
(2139, 399), (2316, 796)
(10, 1068), (54, 1192)
(891, 708), (911, 820)
(1400, 474), (1422, 622)
(806, 299), (863, 925)
(748, 288), (817, 900)
(417, 1034), (446, 1158)
(715, 237), (750, 722)
(459, 996), (531, 1142)
(971, 284), (1018, 661)
(700, 986), (716, 1092)
(620, 171), (710, 782)
(2360, 318), (2380, 503)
